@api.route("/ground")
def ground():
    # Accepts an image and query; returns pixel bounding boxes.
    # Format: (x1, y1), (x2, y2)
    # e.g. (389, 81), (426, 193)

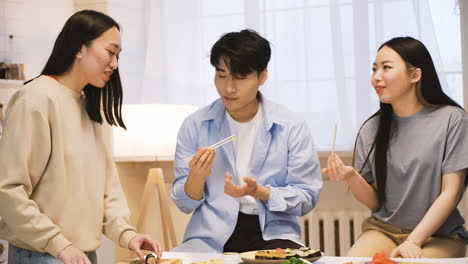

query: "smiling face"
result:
(371, 45), (421, 105)
(76, 26), (121, 88)
(214, 57), (267, 121)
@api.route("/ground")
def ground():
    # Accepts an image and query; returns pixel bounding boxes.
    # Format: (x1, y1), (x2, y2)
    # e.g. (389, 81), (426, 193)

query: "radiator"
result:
(299, 209), (370, 256)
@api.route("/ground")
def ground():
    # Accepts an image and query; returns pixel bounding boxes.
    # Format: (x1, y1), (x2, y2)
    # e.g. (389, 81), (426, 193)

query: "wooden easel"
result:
(136, 168), (177, 250)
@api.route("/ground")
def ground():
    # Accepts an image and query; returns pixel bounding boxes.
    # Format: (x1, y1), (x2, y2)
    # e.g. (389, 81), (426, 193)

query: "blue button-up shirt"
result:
(171, 95), (323, 252)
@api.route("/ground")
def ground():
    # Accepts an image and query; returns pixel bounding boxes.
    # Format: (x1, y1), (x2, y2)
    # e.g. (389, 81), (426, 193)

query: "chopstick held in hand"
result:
(322, 123), (338, 174)
(184, 135), (237, 162)
(332, 123), (338, 155)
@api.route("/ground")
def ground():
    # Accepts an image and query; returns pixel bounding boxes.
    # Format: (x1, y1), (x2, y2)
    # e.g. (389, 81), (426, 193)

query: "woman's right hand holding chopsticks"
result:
(321, 123), (359, 182)
(322, 153), (358, 182)
(322, 153), (380, 210)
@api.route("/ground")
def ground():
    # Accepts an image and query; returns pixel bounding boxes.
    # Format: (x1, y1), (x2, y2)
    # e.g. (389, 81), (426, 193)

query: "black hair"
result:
(354, 37), (463, 206)
(40, 10), (125, 128)
(210, 29), (271, 78)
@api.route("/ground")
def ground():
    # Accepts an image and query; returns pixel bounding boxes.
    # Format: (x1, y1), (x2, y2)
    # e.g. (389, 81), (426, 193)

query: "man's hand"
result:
(224, 172), (258, 198)
(188, 148), (216, 180)
(57, 245), (91, 264)
(184, 147), (216, 200)
(128, 234), (162, 261)
(224, 172), (270, 202)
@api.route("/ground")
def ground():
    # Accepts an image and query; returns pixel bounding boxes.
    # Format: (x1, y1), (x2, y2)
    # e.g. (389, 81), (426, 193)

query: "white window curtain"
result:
(139, 0), (462, 151)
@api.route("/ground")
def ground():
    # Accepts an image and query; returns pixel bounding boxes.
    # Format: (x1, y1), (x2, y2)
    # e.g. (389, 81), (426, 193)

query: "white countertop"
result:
(161, 252), (468, 264)
(113, 154), (174, 162)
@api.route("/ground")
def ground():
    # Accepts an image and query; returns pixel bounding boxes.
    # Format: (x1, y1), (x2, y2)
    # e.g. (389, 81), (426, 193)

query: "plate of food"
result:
(240, 247), (323, 264)
(344, 261), (431, 264)
(117, 257), (182, 264)
(341, 253), (430, 264)
(343, 261), (430, 264)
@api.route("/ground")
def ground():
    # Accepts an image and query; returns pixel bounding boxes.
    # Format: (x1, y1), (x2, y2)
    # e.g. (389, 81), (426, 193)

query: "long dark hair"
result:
(354, 37), (463, 206)
(40, 10), (125, 128)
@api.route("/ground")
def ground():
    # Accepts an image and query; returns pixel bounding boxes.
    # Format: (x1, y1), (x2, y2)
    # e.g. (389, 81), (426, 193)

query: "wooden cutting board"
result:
(117, 258), (183, 264)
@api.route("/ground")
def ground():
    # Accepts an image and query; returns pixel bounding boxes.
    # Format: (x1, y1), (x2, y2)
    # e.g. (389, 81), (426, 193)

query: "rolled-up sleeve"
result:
(171, 118), (205, 214)
(265, 120), (322, 216)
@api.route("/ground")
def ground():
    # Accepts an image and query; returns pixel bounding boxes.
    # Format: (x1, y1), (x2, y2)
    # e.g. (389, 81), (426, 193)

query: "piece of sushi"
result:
(255, 250), (274, 259)
(145, 253), (158, 264)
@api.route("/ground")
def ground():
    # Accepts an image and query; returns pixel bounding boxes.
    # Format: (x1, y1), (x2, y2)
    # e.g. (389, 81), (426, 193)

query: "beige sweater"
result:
(0, 76), (137, 257)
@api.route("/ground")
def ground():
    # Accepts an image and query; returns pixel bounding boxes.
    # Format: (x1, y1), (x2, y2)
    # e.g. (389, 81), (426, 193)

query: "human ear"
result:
(410, 68), (422, 83)
(259, 69), (268, 85)
(76, 45), (87, 59)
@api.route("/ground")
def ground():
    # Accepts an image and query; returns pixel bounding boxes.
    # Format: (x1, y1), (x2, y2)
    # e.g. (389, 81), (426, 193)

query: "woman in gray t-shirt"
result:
(324, 37), (468, 258)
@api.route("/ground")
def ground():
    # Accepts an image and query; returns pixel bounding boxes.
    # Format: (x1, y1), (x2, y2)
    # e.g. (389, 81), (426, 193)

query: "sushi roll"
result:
(145, 253), (158, 264)
(255, 251), (273, 259)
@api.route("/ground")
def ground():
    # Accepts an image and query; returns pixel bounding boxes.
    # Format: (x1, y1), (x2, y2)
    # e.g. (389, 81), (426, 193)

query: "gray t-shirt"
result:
(355, 105), (468, 237)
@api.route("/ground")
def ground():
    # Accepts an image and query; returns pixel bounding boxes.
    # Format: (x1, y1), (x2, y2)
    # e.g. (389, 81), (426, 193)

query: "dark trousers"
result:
(223, 212), (302, 253)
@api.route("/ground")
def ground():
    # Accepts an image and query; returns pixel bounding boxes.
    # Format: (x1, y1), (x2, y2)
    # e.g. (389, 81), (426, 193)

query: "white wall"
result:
(461, 0), (468, 111)
(0, 0), (146, 99)
(1, 0), (74, 79)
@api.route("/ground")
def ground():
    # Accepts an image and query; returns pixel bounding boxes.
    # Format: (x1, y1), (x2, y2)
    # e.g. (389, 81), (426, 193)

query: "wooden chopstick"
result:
(332, 123), (338, 155)
(208, 135), (236, 149)
(183, 135), (237, 162)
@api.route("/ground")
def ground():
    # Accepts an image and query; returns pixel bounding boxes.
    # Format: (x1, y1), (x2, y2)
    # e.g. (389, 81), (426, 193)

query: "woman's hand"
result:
(323, 153), (357, 182)
(57, 245), (91, 264)
(323, 154), (380, 210)
(390, 240), (423, 258)
(128, 234), (162, 261)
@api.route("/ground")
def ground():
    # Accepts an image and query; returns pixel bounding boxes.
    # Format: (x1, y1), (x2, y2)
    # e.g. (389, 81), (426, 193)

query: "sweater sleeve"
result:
(0, 100), (72, 257)
(101, 145), (137, 248)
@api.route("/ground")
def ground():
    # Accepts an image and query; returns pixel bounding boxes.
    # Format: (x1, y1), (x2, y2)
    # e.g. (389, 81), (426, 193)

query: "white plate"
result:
(239, 250), (323, 264)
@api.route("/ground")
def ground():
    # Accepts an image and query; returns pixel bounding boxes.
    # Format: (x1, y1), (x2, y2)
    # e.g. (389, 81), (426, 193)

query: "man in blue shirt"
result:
(171, 29), (322, 253)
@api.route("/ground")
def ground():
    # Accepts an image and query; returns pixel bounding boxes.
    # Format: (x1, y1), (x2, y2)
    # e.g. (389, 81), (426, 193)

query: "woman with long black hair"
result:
(324, 37), (468, 258)
(0, 10), (161, 264)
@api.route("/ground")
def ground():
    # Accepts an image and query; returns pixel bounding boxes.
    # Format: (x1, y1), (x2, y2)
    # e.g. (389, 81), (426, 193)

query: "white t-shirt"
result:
(226, 107), (262, 215)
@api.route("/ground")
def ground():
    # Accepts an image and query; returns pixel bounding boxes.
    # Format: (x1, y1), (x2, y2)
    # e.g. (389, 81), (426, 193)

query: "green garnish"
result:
(282, 257), (305, 264)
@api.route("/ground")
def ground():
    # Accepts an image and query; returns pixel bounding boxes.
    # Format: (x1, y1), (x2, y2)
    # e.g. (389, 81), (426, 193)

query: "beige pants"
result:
(347, 217), (466, 258)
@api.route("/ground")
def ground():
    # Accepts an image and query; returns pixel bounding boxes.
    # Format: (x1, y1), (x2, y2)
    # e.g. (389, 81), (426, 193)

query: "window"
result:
(140, 0), (463, 150)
